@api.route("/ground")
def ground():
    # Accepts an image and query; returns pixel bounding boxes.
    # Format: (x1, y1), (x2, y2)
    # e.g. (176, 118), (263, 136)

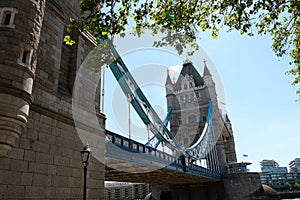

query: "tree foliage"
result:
(286, 181), (292, 190)
(294, 182), (300, 190)
(70, 0), (300, 98)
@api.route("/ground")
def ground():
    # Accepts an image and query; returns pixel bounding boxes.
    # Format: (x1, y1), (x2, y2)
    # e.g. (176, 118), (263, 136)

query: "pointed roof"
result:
(173, 62), (204, 91)
(165, 69), (173, 85)
(203, 59), (212, 77)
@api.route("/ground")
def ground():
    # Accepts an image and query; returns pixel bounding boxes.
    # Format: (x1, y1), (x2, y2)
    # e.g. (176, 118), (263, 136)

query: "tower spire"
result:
(203, 59), (212, 77)
(165, 68), (173, 85)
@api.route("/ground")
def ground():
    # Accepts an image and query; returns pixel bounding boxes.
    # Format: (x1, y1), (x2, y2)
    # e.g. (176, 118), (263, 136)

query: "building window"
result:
(125, 188), (129, 198)
(114, 188), (120, 199)
(184, 83), (187, 90)
(134, 185), (139, 198)
(0, 8), (18, 28)
(18, 48), (33, 69)
(189, 82), (193, 88)
(3, 11), (11, 25)
(22, 50), (30, 64)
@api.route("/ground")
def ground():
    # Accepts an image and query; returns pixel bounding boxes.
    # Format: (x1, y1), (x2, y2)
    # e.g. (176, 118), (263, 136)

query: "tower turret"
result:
(165, 68), (175, 105)
(0, 0), (46, 156)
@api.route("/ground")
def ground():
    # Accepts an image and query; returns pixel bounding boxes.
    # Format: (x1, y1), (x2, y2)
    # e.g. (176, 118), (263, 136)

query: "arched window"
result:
(189, 82), (193, 88)
(184, 83), (187, 90)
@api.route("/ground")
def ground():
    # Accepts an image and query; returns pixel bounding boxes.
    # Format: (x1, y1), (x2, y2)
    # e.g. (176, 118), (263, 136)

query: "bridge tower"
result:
(0, 0), (105, 199)
(0, 0), (46, 157)
(165, 60), (237, 173)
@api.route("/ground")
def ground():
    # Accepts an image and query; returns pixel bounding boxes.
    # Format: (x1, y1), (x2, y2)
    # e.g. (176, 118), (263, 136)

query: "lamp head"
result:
(81, 145), (91, 165)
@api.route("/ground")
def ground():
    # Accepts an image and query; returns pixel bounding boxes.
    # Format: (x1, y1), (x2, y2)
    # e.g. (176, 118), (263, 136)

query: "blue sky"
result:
(199, 30), (300, 172)
(103, 29), (300, 172)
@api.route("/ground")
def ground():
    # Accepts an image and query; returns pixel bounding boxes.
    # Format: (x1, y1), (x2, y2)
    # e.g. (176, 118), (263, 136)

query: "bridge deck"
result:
(105, 130), (221, 184)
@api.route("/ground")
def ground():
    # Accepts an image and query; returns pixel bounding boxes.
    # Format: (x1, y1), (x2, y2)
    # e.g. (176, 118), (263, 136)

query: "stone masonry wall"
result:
(223, 173), (266, 200)
(0, 0), (105, 199)
(0, 0), (46, 156)
(0, 110), (104, 199)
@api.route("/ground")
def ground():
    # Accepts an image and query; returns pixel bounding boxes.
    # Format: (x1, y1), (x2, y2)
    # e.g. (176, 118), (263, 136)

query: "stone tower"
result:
(0, 0), (105, 199)
(165, 61), (237, 173)
(0, 0), (46, 157)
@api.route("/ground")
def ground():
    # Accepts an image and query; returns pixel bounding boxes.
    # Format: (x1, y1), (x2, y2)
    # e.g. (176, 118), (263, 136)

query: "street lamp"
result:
(81, 144), (91, 200)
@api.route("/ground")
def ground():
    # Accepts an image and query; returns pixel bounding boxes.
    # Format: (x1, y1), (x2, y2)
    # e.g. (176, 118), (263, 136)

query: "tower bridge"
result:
(105, 130), (221, 185)
(0, 0), (274, 199)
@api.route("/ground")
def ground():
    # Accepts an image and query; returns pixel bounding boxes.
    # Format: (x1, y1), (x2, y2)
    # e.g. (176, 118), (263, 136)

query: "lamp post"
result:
(81, 145), (91, 200)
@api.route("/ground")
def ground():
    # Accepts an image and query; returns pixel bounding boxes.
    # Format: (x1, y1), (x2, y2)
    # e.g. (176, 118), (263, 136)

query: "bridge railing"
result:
(106, 130), (177, 162)
(105, 130), (221, 179)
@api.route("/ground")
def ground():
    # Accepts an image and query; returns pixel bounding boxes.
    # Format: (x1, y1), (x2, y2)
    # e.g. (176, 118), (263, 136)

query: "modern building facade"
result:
(104, 182), (150, 200)
(260, 172), (300, 191)
(289, 158), (300, 173)
(260, 159), (300, 191)
(260, 159), (288, 173)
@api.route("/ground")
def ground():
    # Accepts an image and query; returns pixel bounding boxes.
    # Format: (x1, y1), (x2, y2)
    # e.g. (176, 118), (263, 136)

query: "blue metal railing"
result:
(105, 130), (221, 180)
(106, 130), (176, 160)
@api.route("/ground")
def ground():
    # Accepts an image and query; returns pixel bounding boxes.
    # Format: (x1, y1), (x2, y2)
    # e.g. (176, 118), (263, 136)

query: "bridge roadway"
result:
(105, 130), (221, 185)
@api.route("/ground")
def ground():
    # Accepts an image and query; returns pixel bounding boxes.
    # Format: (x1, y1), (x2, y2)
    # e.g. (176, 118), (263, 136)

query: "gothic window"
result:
(184, 83), (187, 90)
(189, 82), (193, 88)
(0, 8), (18, 28)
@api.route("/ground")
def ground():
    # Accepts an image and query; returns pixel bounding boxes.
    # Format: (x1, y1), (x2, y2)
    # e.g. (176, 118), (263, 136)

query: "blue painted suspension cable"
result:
(104, 37), (214, 160)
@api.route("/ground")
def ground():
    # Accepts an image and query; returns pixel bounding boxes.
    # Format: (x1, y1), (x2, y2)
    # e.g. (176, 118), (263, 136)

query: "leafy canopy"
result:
(70, 0), (300, 98)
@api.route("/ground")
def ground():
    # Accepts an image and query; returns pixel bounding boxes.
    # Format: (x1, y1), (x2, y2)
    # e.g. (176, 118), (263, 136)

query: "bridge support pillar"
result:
(151, 182), (224, 200)
(151, 184), (172, 200)
(222, 172), (273, 200)
(151, 173), (279, 200)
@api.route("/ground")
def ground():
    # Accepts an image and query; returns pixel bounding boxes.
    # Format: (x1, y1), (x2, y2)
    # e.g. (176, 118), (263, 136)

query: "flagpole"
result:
(242, 154), (248, 162)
